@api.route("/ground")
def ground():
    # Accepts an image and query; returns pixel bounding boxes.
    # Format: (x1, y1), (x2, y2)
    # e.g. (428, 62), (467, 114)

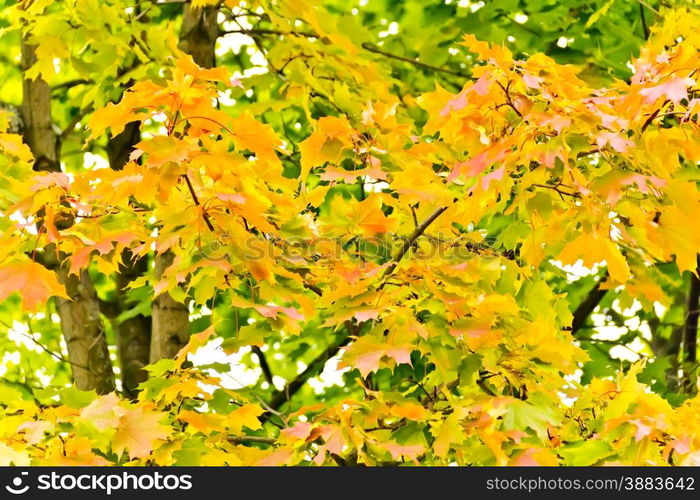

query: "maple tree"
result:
(0, 0), (699, 466)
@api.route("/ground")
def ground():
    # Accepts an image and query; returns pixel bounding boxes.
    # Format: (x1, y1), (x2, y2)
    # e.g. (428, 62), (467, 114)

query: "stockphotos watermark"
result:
(198, 232), (512, 264)
(3, 470), (192, 496)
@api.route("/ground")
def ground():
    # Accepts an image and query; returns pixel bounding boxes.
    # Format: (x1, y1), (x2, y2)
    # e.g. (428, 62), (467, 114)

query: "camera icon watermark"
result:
(5, 471), (29, 495)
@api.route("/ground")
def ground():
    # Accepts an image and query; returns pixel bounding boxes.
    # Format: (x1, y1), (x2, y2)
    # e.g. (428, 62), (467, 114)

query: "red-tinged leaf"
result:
(31, 172), (71, 191)
(381, 441), (425, 463)
(280, 421), (313, 441)
(640, 76), (696, 105)
(253, 447), (295, 466)
(313, 425), (346, 465)
(113, 406), (170, 459)
(0, 260), (68, 310)
(80, 393), (123, 430)
(596, 131), (632, 153)
(319, 166), (387, 183)
(340, 337), (384, 376)
(385, 345), (412, 366)
(340, 336), (412, 376)
(448, 138), (516, 181)
(230, 296), (305, 321)
(510, 447), (559, 466)
(353, 309), (380, 322)
(70, 231), (139, 275)
(216, 192), (246, 204)
(17, 421), (53, 445)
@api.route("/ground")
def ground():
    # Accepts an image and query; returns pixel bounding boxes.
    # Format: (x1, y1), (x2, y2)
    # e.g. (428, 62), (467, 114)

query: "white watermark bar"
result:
(0, 467), (698, 498)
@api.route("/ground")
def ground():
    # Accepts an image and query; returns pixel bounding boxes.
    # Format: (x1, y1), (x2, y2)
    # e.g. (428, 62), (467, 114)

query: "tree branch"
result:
(571, 273), (609, 335)
(252, 346), (274, 387)
(379, 206), (448, 286)
(182, 173), (215, 232)
(220, 28), (315, 38)
(261, 207), (449, 418)
(52, 79), (92, 93)
(641, 102), (667, 133)
(639, 2), (650, 40)
(23, 332), (91, 372)
(265, 325), (355, 416)
(361, 42), (469, 79)
(59, 107), (92, 142)
(682, 256), (700, 392)
(219, 27), (470, 81)
(227, 435), (276, 445)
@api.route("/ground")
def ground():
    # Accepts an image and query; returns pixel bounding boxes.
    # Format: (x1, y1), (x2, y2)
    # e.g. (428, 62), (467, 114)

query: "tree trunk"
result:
(150, 251), (190, 362)
(21, 41), (58, 173)
(106, 120), (141, 171)
(56, 269), (116, 394)
(115, 249), (151, 397)
(21, 39), (115, 393)
(178, 4), (219, 69)
(148, 4), (219, 362)
(109, 122), (152, 397)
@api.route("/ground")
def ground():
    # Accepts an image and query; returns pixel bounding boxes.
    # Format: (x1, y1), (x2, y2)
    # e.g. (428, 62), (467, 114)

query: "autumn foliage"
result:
(0, 0), (700, 466)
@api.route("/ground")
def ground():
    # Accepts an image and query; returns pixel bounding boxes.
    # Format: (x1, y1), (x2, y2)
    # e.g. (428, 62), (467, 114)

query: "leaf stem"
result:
(182, 173), (215, 232)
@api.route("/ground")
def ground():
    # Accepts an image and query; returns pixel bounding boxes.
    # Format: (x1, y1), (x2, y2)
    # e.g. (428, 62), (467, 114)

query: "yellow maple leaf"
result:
(557, 232), (630, 283)
(226, 403), (264, 434)
(299, 116), (355, 179)
(0, 442), (30, 466)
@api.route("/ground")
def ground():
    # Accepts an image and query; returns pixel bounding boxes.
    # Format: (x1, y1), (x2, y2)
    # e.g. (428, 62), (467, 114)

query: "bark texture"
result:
(107, 120), (141, 171)
(150, 251), (191, 362)
(149, 4), (219, 362)
(21, 41), (58, 173)
(106, 121), (152, 398)
(56, 269), (115, 394)
(178, 5), (219, 69)
(115, 250), (151, 397)
(21, 39), (115, 393)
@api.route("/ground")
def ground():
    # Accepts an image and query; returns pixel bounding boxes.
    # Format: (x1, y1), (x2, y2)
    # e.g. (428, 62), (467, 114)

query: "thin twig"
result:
(641, 101), (669, 133)
(264, 324), (356, 417)
(59, 107), (92, 142)
(252, 346), (274, 387)
(182, 173), (215, 232)
(22, 332), (91, 372)
(227, 435), (276, 445)
(52, 79), (92, 93)
(220, 28), (315, 38)
(570, 272), (609, 335)
(532, 183), (581, 199)
(361, 42), (469, 79)
(379, 206), (448, 287)
(495, 80), (524, 119)
(639, 2), (650, 40)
